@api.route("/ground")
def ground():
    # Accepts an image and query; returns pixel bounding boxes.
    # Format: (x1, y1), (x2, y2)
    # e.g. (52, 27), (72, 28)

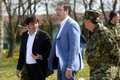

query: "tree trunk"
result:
(89, 0), (94, 10)
(73, 0), (78, 22)
(112, 0), (117, 11)
(7, 32), (15, 58)
(45, 1), (53, 38)
(100, 0), (108, 22)
(0, 0), (3, 60)
(83, 0), (88, 10)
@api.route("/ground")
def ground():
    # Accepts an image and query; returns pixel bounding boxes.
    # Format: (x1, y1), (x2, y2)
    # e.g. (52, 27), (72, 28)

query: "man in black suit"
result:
(16, 15), (51, 80)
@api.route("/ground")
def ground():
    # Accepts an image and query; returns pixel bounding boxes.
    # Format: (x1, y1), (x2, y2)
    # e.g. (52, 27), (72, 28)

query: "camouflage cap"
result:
(83, 10), (101, 20)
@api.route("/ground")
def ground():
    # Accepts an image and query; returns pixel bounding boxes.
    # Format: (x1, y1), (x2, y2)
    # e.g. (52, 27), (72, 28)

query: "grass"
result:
(0, 49), (90, 80)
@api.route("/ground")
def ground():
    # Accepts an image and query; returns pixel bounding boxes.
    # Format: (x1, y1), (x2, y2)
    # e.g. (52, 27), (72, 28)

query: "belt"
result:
(26, 63), (37, 67)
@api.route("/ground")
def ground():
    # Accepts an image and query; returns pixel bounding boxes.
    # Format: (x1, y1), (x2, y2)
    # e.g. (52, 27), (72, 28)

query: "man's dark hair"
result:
(24, 15), (39, 25)
(58, 1), (71, 14)
(109, 11), (118, 21)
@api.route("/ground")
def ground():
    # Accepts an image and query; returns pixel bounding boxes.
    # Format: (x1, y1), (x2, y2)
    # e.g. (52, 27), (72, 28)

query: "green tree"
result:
(3, 0), (42, 58)
(0, 0), (3, 60)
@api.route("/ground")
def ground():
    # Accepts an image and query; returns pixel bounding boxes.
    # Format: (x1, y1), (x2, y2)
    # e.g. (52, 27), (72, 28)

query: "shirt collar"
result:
(108, 21), (116, 26)
(60, 16), (69, 27)
(27, 30), (37, 36)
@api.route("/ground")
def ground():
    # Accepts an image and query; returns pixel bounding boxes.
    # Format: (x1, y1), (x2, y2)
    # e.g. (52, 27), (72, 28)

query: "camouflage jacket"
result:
(85, 23), (120, 67)
(105, 22), (120, 46)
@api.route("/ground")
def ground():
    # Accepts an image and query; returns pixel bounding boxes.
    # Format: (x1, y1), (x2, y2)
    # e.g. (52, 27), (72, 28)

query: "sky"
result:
(35, 0), (120, 15)
(2, 0), (120, 16)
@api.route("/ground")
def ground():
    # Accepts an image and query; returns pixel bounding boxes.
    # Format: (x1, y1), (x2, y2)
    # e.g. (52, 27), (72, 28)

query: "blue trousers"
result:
(57, 69), (77, 80)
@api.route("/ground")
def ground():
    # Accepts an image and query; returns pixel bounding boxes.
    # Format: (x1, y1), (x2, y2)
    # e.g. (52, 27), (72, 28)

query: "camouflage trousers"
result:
(90, 65), (120, 80)
(20, 64), (32, 80)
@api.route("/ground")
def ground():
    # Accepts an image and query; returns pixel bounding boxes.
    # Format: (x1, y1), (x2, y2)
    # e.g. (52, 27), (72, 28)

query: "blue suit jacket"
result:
(48, 17), (84, 71)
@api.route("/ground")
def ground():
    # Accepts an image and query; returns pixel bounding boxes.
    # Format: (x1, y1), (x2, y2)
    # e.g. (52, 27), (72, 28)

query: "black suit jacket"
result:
(17, 29), (51, 77)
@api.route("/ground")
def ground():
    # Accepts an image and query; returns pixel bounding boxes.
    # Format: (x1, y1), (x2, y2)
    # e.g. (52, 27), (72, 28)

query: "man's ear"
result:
(65, 9), (69, 15)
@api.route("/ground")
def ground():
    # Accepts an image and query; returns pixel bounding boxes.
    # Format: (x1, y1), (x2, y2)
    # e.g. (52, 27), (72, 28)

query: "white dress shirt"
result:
(56, 16), (69, 57)
(26, 31), (37, 64)
(57, 16), (70, 39)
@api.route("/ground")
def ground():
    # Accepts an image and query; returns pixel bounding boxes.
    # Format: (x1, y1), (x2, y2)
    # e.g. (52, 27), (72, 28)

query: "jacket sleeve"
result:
(17, 34), (25, 70)
(41, 32), (51, 59)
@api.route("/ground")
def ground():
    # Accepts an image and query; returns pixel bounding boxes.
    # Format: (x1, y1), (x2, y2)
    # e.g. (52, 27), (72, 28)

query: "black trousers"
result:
(26, 64), (45, 80)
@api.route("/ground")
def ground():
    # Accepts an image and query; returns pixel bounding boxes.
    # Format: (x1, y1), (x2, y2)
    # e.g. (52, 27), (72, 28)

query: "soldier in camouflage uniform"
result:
(104, 11), (120, 79)
(83, 10), (120, 80)
(105, 11), (120, 47)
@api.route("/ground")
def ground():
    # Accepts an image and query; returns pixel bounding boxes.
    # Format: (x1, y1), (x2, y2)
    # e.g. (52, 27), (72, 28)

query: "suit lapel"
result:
(23, 31), (28, 57)
(34, 30), (40, 40)
(57, 18), (69, 39)
(24, 31), (29, 48)
(32, 29), (40, 47)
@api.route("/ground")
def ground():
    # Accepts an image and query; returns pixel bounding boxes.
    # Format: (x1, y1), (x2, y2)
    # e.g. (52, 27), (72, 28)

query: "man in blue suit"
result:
(48, 1), (84, 80)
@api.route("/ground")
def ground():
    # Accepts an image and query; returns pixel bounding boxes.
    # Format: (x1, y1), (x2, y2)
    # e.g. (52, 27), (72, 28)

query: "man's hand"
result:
(65, 69), (72, 79)
(16, 70), (21, 78)
(31, 54), (43, 60)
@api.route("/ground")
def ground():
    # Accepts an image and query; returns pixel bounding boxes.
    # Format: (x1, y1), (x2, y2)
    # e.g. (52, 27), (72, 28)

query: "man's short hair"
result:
(24, 15), (39, 25)
(57, 1), (71, 14)
(109, 11), (118, 21)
